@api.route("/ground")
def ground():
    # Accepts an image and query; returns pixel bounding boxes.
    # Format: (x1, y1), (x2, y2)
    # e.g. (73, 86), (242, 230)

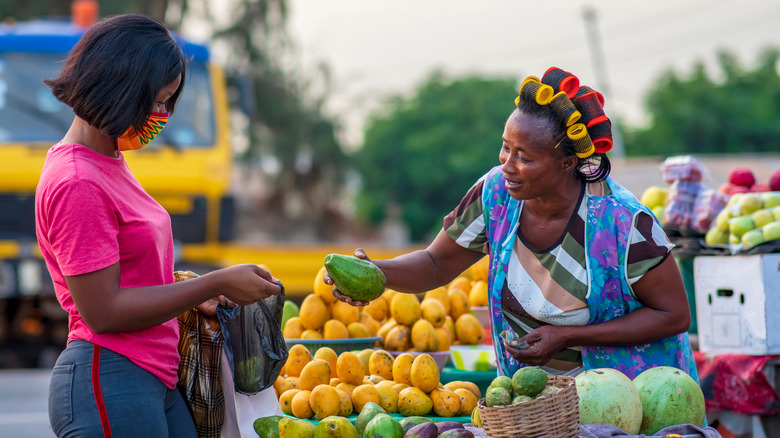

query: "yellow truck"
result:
(0, 15), (411, 367)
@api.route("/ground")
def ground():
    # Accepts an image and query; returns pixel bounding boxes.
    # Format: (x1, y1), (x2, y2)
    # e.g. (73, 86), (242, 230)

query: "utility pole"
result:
(582, 5), (626, 160)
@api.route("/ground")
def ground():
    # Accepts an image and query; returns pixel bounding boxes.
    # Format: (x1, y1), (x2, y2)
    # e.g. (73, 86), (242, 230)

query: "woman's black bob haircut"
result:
(45, 14), (187, 139)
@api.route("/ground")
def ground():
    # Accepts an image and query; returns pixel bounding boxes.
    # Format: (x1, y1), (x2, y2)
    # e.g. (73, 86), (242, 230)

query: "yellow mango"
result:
(384, 325), (411, 352)
(313, 266), (337, 305)
(411, 319), (438, 352)
(322, 319), (349, 339)
(455, 313), (484, 345)
(278, 388), (300, 416)
(368, 349), (395, 381)
(285, 344), (312, 377)
(392, 353), (414, 386)
(313, 347), (339, 378)
(332, 300), (361, 326)
(291, 389), (313, 419)
(430, 388), (462, 417)
(299, 359), (331, 391)
(397, 387), (433, 417)
(363, 296), (388, 322)
(299, 294), (328, 331)
(448, 289), (470, 321)
(351, 384), (381, 414)
(282, 316), (304, 338)
(336, 351), (365, 386)
(420, 298), (447, 328)
(410, 353), (440, 393)
(309, 384), (341, 419)
(390, 293), (421, 326)
(424, 287), (451, 315)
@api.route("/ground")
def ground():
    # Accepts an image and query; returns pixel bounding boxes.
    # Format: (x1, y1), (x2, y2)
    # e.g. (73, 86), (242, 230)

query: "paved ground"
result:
(0, 368), (53, 437)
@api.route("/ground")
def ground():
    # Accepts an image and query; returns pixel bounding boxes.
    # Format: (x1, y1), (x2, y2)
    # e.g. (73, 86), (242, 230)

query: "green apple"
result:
(761, 192), (780, 209)
(763, 221), (780, 242)
(729, 216), (756, 238)
(739, 194), (763, 216)
(741, 229), (765, 248)
(705, 227), (730, 246)
(640, 186), (668, 210)
(715, 208), (732, 232)
(729, 233), (741, 245)
(651, 206), (664, 221)
(773, 206), (780, 222)
(752, 209), (775, 228)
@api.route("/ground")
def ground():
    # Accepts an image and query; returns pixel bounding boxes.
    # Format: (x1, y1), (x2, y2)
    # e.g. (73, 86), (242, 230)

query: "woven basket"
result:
(478, 375), (580, 438)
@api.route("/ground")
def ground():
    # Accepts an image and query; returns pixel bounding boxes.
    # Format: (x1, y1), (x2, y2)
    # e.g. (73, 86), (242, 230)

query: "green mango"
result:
(364, 413), (404, 438)
(315, 416), (358, 438)
(398, 416), (435, 434)
(253, 415), (283, 438)
(281, 300), (299, 329)
(355, 402), (386, 437)
(278, 417), (315, 438)
(323, 254), (386, 302)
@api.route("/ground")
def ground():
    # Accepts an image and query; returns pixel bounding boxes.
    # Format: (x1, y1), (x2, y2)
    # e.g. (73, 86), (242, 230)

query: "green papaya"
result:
(253, 415), (283, 438)
(323, 254), (386, 302)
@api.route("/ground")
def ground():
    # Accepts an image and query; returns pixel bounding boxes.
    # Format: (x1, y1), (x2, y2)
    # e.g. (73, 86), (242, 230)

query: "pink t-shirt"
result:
(35, 143), (180, 388)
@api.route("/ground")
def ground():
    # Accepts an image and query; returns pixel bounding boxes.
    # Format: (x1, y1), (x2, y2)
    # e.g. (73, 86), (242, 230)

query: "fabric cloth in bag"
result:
(217, 281), (288, 395)
(174, 270), (225, 438)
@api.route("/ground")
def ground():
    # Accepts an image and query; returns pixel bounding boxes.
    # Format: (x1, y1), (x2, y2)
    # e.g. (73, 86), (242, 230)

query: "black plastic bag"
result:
(217, 281), (289, 395)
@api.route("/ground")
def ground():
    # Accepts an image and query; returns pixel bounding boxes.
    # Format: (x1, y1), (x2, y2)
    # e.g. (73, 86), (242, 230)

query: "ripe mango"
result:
(324, 254), (386, 302)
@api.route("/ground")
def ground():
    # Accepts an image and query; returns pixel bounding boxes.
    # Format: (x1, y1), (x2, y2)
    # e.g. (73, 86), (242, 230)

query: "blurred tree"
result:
(210, 0), (349, 238)
(354, 72), (518, 242)
(625, 47), (780, 156)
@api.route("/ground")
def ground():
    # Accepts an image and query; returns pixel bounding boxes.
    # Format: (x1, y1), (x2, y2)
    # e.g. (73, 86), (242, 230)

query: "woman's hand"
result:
(326, 248), (373, 307)
(209, 264), (282, 306)
(196, 295), (236, 316)
(503, 325), (569, 366)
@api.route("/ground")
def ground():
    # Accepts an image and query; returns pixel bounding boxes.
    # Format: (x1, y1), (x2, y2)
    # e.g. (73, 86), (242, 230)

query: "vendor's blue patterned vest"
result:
(481, 166), (698, 381)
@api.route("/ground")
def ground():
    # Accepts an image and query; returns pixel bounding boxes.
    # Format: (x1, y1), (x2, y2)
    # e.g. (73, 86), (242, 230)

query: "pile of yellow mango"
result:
(273, 346), (481, 420)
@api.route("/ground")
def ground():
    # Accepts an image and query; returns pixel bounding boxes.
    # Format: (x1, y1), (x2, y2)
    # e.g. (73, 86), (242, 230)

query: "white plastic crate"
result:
(694, 254), (780, 355)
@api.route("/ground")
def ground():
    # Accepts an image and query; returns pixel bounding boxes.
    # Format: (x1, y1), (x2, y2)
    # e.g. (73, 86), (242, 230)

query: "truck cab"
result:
(0, 17), (235, 366)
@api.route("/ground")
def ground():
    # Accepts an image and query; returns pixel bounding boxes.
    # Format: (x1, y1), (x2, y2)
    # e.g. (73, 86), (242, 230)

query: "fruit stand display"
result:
(252, 248), (722, 437)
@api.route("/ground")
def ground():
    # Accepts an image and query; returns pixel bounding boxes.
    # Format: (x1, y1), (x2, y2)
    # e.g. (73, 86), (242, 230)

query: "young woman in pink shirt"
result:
(35, 14), (281, 437)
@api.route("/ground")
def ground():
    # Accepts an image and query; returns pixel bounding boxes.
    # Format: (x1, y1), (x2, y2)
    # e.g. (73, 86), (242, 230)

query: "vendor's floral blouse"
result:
(443, 166), (698, 381)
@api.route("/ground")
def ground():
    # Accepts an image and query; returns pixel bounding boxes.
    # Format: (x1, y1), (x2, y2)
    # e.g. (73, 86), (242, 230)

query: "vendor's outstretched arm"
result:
(331, 230), (485, 305)
(508, 255), (691, 365)
(375, 229), (485, 293)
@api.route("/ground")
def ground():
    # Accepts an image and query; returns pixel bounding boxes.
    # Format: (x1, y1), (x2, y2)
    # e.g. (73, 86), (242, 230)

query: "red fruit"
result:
(770, 170), (780, 191)
(750, 183), (770, 193)
(719, 183), (749, 196)
(728, 167), (756, 188)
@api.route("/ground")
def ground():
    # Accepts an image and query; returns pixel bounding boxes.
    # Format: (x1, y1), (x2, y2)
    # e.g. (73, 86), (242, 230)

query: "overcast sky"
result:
(280, 0), (779, 149)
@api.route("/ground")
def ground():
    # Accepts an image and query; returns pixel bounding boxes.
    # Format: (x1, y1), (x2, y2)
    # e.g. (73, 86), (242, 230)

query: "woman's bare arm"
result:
(65, 263), (281, 333)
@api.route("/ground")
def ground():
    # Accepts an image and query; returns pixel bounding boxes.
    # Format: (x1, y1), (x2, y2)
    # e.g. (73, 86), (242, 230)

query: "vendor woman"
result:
(330, 67), (698, 381)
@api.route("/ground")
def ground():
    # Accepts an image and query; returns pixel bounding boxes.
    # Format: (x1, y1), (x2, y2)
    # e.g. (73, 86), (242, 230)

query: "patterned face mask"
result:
(115, 111), (168, 151)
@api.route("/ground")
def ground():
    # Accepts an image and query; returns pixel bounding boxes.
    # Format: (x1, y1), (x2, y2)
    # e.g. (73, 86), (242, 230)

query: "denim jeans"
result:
(49, 340), (196, 438)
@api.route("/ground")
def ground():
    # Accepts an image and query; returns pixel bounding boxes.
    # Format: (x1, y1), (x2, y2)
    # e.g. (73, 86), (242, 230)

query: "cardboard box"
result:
(694, 253), (780, 355)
